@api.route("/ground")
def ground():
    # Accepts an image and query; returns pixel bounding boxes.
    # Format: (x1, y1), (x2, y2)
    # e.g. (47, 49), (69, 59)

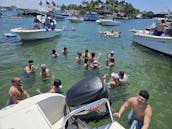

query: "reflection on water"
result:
(0, 16), (172, 129)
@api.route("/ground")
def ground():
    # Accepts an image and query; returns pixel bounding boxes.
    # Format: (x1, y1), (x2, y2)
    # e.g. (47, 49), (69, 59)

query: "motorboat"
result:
(0, 76), (125, 129)
(10, 14), (62, 40)
(10, 28), (62, 40)
(132, 30), (172, 55)
(97, 19), (120, 26)
(84, 11), (99, 21)
(68, 16), (84, 23)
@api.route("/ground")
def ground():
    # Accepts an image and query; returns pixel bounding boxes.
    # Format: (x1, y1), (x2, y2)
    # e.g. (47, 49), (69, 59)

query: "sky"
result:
(0, 0), (172, 13)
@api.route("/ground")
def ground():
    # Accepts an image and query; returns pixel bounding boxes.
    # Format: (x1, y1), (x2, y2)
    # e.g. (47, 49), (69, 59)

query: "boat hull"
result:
(100, 20), (120, 26)
(10, 28), (62, 40)
(68, 18), (83, 23)
(132, 33), (172, 55)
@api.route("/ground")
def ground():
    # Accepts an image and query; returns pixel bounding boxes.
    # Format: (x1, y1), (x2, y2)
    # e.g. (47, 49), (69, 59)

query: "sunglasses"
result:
(15, 80), (22, 83)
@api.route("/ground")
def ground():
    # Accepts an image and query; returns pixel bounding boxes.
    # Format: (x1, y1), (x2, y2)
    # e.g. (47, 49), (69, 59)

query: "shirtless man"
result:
(24, 60), (38, 74)
(154, 20), (167, 36)
(113, 90), (152, 129)
(8, 76), (30, 104)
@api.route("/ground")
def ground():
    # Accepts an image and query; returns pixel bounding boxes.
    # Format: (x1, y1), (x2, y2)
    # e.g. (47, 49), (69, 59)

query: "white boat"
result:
(97, 19), (120, 26)
(132, 30), (172, 55)
(68, 17), (84, 23)
(0, 76), (125, 129)
(84, 11), (99, 21)
(10, 28), (62, 40)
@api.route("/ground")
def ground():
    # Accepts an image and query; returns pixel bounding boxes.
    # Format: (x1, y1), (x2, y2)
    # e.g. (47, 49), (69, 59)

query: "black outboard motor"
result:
(65, 76), (111, 122)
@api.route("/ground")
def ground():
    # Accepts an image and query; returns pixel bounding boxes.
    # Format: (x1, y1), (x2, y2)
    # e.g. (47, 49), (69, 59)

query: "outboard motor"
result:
(65, 76), (111, 122)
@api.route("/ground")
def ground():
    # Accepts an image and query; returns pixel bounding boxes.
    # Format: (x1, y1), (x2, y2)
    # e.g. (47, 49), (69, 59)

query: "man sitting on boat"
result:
(44, 16), (56, 31)
(153, 20), (168, 36)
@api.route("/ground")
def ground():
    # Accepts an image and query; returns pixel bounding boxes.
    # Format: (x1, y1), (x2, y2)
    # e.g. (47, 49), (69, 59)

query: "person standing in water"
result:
(113, 90), (152, 129)
(24, 60), (38, 74)
(8, 76), (30, 105)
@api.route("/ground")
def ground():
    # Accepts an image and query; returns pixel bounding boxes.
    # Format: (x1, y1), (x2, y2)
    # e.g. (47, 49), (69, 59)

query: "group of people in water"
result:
(103, 71), (128, 88)
(7, 46), (152, 129)
(8, 46), (70, 105)
(76, 49), (116, 69)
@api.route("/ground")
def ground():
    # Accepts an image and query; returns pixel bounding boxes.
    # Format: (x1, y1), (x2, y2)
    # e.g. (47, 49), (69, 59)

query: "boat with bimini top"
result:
(10, 15), (62, 40)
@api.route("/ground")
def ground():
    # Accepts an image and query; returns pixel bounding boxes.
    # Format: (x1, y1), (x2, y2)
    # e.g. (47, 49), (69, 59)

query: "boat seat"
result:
(37, 94), (65, 125)
(52, 117), (65, 129)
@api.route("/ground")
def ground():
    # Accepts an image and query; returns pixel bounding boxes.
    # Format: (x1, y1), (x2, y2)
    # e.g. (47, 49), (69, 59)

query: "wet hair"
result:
(52, 49), (56, 54)
(119, 71), (124, 78)
(77, 52), (82, 56)
(28, 60), (34, 64)
(64, 47), (67, 50)
(161, 20), (165, 23)
(110, 53), (114, 56)
(85, 49), (88, 53)
(139, 90), (150, 100)
(91, 52), (95, 57)
(54, 79), (61, 87)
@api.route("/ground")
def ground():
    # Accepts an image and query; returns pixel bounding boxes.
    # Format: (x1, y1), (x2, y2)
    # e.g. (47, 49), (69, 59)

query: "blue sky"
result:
(0, 0), (171, 13)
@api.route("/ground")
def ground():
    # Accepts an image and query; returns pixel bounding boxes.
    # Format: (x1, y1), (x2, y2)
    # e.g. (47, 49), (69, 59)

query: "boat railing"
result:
(130, 120), (138, 129)
(62, 98), (114, 129)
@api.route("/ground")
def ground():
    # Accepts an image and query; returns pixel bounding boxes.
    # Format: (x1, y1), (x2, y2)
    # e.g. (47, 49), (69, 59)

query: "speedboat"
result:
(10, 28), (62, 40)
(97, 19), (120, 26)
(132, 30), (172, 55)
(0, 76), (125, 129)
(84, 11), (99, 21)
(68, 16), (84, 23)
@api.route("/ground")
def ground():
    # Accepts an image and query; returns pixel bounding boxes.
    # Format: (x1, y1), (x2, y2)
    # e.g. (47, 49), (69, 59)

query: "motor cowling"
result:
(66, 76), (111, 122)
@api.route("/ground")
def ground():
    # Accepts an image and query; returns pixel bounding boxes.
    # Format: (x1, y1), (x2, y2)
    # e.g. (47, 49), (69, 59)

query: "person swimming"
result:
(76, 52), (82, 63)
(51, 49), (58, 58)
(24, 60), (38, 74)
(61, 47), (68, 55)
(40, 64), (51, 80)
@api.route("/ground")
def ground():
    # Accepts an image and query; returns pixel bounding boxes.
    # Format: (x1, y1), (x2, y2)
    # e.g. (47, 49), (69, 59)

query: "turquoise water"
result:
(0, 16), (172, 129)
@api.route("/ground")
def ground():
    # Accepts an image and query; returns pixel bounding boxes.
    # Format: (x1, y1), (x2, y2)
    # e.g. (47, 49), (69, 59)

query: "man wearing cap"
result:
(24, 60), (38, 74)
(90, 60), (102, 69)
(113, 90), (152, 129)
(40, 64), (51, 80)
(103, 73), (119, 88)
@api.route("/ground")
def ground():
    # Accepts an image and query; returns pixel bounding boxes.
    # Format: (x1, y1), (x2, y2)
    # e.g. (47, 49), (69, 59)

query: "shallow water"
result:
(0, 16), (172, 129)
